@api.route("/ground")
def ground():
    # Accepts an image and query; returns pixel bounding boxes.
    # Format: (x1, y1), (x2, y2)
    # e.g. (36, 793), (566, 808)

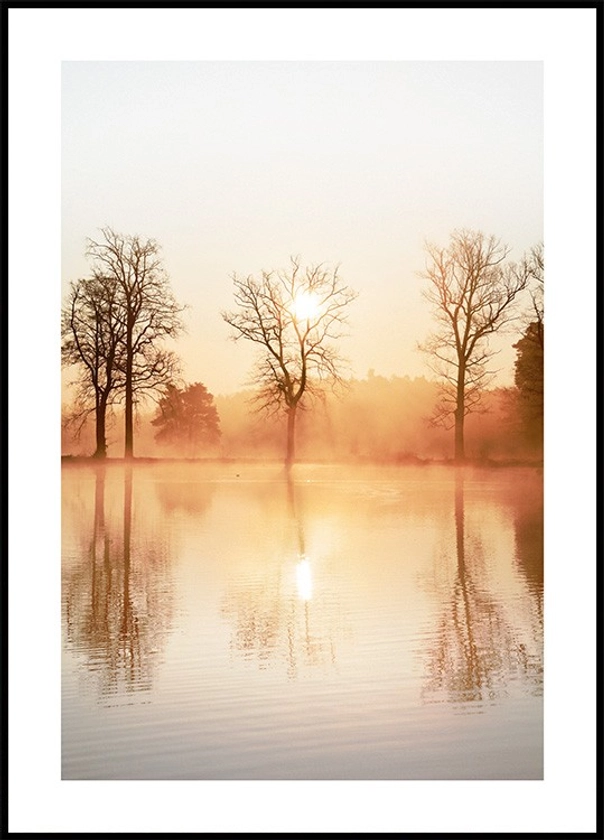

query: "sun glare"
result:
(292, 291), (320, 322)
(295, 558), (313, 601)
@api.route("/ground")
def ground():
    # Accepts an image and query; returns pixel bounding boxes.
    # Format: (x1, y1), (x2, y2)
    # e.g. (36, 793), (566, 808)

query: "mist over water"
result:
(62, 373), (541, 463)
(62, 461), (543, 780)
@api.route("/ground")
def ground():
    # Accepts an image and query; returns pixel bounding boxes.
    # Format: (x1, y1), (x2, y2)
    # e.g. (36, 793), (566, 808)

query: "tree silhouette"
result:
(152, 382), (221, 456)
(521, 242), (544, 342)
(513, 323), (544, 450)
(85, 228), (186, 459)
(222, 256), (357, 466)
(419, 230), (528, 461)
(61, 273), (125, 458)
(513, 244), (544, 450)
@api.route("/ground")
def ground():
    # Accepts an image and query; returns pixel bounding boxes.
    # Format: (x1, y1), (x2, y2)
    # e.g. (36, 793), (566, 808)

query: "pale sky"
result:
(62, 60), (543, 397)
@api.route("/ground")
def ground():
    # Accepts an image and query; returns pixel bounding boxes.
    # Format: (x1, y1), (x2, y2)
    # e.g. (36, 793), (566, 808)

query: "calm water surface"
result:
(62, 462), (543, 779)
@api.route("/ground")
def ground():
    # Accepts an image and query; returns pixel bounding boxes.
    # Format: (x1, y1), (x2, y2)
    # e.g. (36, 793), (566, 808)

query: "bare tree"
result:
(222, 256), (357, 466)
(86, 228), (186, 459)
(419, 229), (528, 461)
(61, 273), (125, 458)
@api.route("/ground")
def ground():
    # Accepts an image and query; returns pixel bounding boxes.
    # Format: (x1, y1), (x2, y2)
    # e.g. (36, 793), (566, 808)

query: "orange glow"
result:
(295, 557), (313, 601)
(291, 291), (320, 323)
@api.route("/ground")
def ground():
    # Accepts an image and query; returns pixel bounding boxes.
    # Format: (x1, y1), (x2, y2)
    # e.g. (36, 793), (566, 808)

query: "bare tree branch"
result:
(85, 228), (187, 457)
(222, 256), (357, 464)
(418, 229), (528, 460)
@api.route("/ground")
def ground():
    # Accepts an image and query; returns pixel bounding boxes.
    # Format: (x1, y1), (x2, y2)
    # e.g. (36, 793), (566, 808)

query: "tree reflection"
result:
(512, 478), (544, 610)
(154, 475), (214, 517)
(423, 470), (543, 705)
(63, 465), (173, 699)
(221, 473), (337, 678)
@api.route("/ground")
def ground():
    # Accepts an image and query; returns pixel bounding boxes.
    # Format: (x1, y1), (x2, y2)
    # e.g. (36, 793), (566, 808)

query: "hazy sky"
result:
(62, 60), (543, 397)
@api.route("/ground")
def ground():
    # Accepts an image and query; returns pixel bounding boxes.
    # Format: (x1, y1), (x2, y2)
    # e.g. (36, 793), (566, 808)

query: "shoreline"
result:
(61, 454), (543, 469)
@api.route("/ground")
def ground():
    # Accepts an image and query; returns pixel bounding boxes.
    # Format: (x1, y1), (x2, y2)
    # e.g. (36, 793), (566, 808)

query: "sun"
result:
(291, 291), (320, 322)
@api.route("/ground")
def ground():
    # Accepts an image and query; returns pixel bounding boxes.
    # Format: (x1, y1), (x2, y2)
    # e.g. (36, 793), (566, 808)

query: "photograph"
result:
(60, 59), (545, 783)
(7, 6), (597, 836)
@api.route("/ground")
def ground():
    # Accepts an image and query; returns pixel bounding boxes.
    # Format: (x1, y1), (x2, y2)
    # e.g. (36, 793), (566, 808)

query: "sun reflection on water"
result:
(295, 557), (313, 601)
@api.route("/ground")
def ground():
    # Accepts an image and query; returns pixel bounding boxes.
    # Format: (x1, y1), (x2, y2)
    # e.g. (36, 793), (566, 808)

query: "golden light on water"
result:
(295, 557), (313, 601)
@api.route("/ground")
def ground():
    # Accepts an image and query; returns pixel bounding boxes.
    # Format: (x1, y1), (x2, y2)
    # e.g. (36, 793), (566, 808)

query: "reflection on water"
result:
(423, 471), (543, 706)
(221, 473), (338, 678)
(513, 485), (544, 602)
(62, 463), (543, 779)
(62, 465), (174, 699)
(154, 475), (214, 517)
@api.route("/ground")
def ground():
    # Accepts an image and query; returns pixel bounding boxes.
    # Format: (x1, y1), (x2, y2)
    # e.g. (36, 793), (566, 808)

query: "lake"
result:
(61, 461), (543, 780)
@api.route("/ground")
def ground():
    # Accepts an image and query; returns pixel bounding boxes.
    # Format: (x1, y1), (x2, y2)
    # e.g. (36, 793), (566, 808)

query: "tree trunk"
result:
(93, 395), (108, 458)
(285, 404), (297, 467)
(455, 366), (466, 462)
(454, 411), (465, 462)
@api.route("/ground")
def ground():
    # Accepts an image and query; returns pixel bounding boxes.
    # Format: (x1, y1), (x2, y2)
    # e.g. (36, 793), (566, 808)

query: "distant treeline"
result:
(61, 372), (539, 463)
